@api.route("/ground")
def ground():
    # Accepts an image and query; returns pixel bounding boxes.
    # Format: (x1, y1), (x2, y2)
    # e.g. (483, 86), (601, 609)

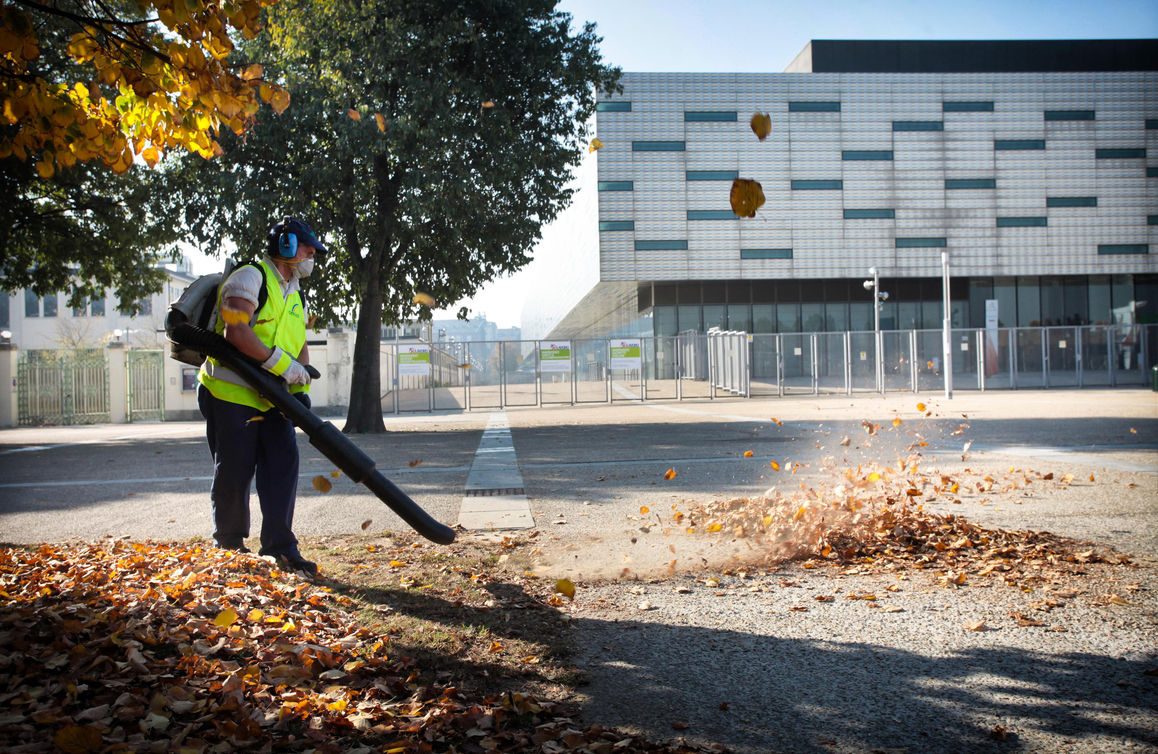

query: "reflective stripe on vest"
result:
(199, 258), (309, 411)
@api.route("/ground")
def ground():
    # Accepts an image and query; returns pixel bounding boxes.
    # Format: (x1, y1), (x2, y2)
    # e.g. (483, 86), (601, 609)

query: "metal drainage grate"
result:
(464, 487), (526, 497)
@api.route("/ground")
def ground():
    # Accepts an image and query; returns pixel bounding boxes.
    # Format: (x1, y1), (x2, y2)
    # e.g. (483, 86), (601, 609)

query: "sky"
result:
(183, 1), (1158, 327)
(436, 0), (1158, 327)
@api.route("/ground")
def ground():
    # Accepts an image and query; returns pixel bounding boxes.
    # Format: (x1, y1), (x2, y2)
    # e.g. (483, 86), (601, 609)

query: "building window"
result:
(0, 294), (8, 329)
(1045, 110), (1095, 121)
(632, 141), (685, 152)
(1096, 148), (1145, 159)
(995, 139), (1046, 150)
(1146, 119), (1158, 130)
(997, 216), (1048, 227)
(599, 220), (634, 231)
(741, 249), (792, 260)
(119, 297), (152, 316)
(896, 237), (947, 248)
(596, 101), (631, 112)
(684, 111), (737, 122)
(42, 294), (57, 317)
(687, 170), (738, 181)
(943, 101), (994, 112)
(788, 101), (840, 112)
(946, 178), (996, 189)
(842, 150), (893, 161)
(893, 121), (943, 132)
(1150, 168), (1158, 178)
(1149, 215), (1158, 226)
(1097, 244), (1148, 255)
(598, 181), (633, 192)
(635, 240), (688, 251)
(791, 179), (843, 190)
(90, 296), (105, 317)
(1047, 196), (1097, 207)
(24, 289), (39, 318)
(844, 208), (895, 219)
(687, 210), (736, 220)
(72, 299), (87, 317)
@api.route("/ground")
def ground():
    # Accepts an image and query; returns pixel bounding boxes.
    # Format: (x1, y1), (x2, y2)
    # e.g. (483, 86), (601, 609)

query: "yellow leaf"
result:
(706, 522), (723, 533)
(241, 63), (263, 81)
(213, 607), (238, 628)
(663, 468), (677, 480)
(555, 578), (576, 600)
(792, 506), (806, 521)
(743, 450), (754, 458)
(247, 608), (264, 622)
(268, 87), (290, 114)
(769, 460), (780, 471)
(770, 417), (783, 426)
(639, 505), (650, 515)
(481, 100), (496, 109)
(750, 111), (772, 140)
(312, 475), (332, 493)
(141, 145), (160, 168)
(36, 157), (54, 178)
(489, 640), (504, 652)
(412, 292), (436, 307)
(331, 470), (341, 478)
(346, 107), (361, 121)
(588, 137), (604, 153)
(867, 472), (881, 483)
(729, 177), (766, 218)
(360, 519), (372, 531)
(374, 112), (387, 132)
(326, 699), (348, 712)
(388, 560), (406, 568)
(916, 402), (926, 412)
(892, 417), (903, 428)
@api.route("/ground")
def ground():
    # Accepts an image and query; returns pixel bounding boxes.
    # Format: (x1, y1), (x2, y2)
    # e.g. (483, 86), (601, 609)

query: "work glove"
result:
(262, 346), (312, 386)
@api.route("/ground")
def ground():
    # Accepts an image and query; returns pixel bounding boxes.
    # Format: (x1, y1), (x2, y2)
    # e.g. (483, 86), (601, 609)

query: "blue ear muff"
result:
(278, 231), (298, 258)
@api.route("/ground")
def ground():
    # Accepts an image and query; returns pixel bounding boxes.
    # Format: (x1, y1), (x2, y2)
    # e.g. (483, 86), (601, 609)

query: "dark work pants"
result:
(197, 385), (299, 555)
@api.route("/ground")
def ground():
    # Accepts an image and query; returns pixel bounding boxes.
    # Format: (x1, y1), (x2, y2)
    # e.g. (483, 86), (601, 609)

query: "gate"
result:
(127, 350), (165, 422)
(17, 349), (109, 426)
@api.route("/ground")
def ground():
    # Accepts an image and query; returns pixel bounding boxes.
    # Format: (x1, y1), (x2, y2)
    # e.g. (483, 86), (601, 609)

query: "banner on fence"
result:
(984, 300), (999, 376)
(399, 345), (431, 376)
(538, 341), (572, 373)
(609, 339), (642, 371)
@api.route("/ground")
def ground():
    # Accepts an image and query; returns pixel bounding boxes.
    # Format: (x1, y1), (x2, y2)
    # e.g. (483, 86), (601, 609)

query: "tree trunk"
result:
(344, 272), (386, 434)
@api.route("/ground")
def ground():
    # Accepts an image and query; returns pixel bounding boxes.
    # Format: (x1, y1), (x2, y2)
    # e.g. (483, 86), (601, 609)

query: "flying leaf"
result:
(892, 417), (903, 428)
(839, 436), (851, 447)
(729, 177), (765, 218)
(213, 607), (238, 628)
(639, 505), (650, 515)
(964, 620), (987, 632)
(770, 418), (783, 426)
(481, 100), (496, 109)
(360, 519), (372, 531)
(588, 137), (604, 153)
(867, 471), (882, 483)
(408, 459), (422, 467)
(770, 460), (780, 471)
(331, 470), (341, 478)
(749, 111), (771, 140)
(663, 468), (677, 480)
(412, 292), (436, 307)
(555, 578), (576, 600)
(346, 107), (361, 121)
(312, 475), (332, 493)
(743, 450), (754, 458)
(916, 402), (926, 412)
(374, 112), (387, 132)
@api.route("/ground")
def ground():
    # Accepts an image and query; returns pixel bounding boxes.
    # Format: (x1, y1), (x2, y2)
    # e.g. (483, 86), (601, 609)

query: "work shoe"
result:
(218, 542), (251, 554)
(265, 550), (318, 577)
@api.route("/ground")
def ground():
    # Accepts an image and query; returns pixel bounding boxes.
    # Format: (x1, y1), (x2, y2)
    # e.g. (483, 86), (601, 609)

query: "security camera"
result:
(863, 280), (874, 291)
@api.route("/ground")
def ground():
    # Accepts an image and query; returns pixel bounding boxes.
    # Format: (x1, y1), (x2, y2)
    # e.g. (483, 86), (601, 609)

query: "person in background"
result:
(197, 217), (326, 576)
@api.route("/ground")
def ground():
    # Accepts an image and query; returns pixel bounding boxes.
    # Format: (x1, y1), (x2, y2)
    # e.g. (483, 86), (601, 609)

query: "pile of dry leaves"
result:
(0, 542), (714, 753)
(681, 457), (1131, 586)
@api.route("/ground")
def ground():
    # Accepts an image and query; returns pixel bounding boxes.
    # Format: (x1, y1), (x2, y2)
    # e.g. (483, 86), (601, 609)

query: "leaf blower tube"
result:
(167, 312), (455, 545)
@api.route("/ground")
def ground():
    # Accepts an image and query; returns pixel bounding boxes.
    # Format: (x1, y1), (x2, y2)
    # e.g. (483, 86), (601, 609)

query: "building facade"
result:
(547, 40), (1157, 344)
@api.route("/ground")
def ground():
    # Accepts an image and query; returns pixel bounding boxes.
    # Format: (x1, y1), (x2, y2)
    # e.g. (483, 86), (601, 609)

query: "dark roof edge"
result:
(799, 39), (1158, 73)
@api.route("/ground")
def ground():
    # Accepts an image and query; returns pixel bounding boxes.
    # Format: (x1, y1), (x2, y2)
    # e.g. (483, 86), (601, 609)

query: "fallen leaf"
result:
(213, 607), (239, 628)
(408, 459), (423, 467)
(555, 578), (576, 601)
(750, 111), (772, 140)
(54, 725), (103, 754)
(672, 721), (690, 731)
(312, 475), (333, 493)
(964, 620), (987, 632)
(360, 519), (372, 531)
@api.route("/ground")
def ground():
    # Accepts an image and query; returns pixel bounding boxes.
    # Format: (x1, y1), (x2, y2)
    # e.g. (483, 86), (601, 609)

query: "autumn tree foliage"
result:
(0, 0), (289, 309)
(164, 0), (621, 433)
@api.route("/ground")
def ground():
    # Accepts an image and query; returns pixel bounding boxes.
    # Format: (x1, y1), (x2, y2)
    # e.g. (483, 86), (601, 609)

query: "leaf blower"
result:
(166, 310), (456, 545)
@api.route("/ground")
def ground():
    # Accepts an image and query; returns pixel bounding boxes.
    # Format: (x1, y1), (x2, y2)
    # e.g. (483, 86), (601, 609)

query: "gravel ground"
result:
(564, 452), (1158, 754)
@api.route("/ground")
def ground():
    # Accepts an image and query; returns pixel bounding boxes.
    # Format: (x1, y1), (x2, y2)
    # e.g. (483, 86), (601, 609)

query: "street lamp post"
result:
(942, 250), (953, 399)
(863, 268), (888, 393)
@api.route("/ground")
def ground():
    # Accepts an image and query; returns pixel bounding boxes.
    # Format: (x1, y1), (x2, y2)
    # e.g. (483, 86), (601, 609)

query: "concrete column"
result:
(107, 342), (127, 424)
(0, 344), (18, 428)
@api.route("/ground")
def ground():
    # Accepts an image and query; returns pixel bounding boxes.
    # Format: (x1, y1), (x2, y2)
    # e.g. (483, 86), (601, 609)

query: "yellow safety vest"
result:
(199, 258), (310, 411)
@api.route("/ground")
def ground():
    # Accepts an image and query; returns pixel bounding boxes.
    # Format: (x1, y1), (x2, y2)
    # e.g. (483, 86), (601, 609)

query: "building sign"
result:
(398, 344), (431, 376)
(609, 338), (642, 371)
(539, 341), (572, 373)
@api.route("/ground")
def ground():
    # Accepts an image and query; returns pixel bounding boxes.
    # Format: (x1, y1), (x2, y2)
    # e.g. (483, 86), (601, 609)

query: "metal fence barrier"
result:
(371, 323), (1153, 412)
